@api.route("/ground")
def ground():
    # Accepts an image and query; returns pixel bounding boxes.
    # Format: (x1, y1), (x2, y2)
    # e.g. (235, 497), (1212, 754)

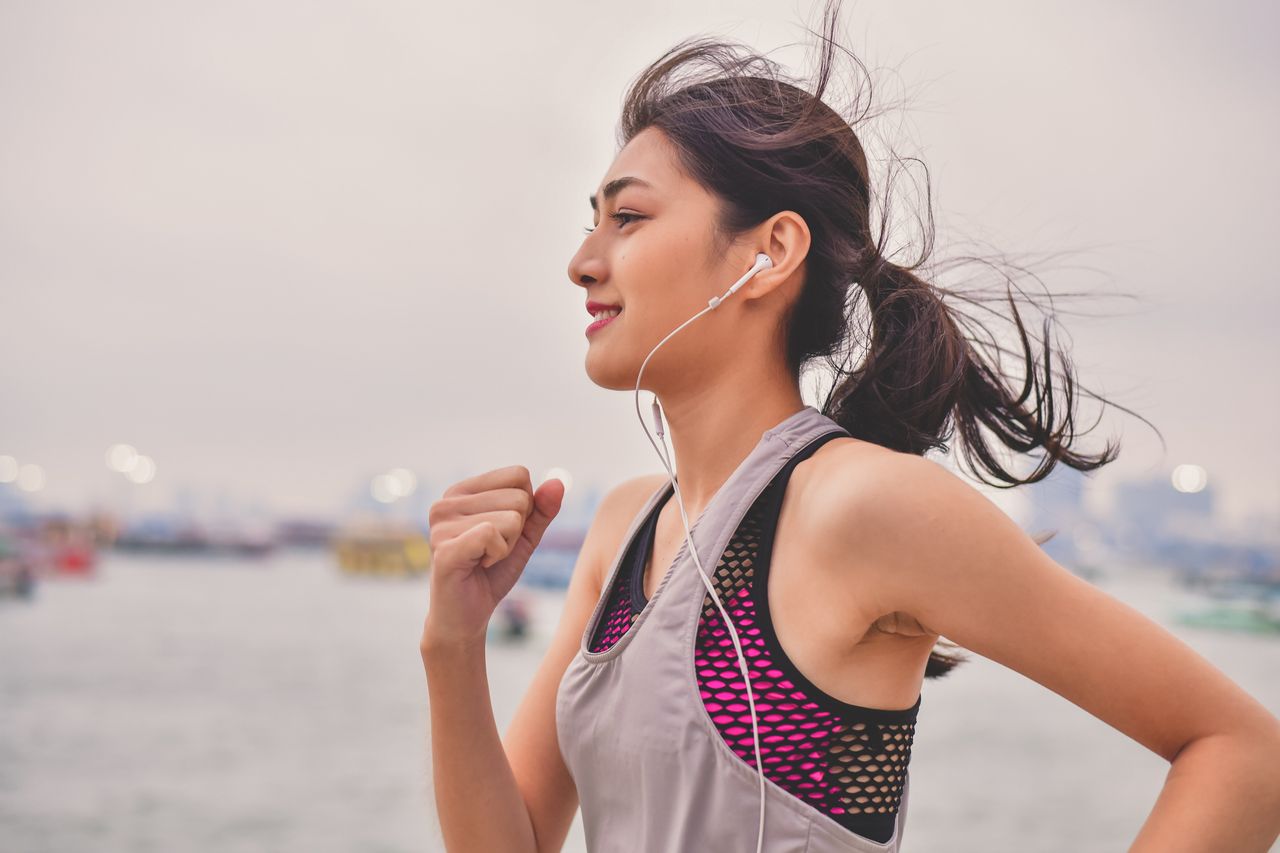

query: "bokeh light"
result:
(106, 443), (139, 473)
(1171, 463), (1208, 494)
(125, 455), (156, 484)
(16, 463), (46, 492)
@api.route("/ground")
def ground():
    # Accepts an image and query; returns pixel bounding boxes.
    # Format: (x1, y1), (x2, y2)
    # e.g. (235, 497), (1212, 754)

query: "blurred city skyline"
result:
(2, 0), (1277, 527)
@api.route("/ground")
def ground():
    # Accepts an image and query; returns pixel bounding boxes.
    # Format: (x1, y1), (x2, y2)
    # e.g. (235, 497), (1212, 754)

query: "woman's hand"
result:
(421, 465), (565, 653)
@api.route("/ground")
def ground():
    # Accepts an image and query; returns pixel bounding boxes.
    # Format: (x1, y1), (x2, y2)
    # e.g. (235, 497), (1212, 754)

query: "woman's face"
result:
(567, 126), (752, 393)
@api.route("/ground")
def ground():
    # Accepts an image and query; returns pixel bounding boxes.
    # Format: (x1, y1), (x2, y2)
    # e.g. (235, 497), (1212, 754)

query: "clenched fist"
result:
(421, 465), (565, 653)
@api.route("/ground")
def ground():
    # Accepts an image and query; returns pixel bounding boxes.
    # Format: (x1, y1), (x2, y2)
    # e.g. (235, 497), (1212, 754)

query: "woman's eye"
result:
(582, 211), (643, 234)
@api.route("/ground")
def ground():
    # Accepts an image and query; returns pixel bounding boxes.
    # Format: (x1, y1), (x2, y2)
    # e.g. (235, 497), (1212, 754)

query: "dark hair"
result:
(616, 0), (1160, 677)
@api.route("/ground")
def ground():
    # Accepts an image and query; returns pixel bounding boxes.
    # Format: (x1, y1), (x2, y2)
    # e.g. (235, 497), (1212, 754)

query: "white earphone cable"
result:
(629, 253), (772, 853)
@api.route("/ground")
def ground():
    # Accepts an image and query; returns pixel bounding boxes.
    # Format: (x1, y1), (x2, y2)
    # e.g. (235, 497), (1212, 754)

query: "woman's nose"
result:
(568, 248), (605, 288)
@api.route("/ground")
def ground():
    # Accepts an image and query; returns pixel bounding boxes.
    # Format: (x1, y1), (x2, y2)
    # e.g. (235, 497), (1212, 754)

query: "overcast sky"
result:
(1, 0), (1276, 526)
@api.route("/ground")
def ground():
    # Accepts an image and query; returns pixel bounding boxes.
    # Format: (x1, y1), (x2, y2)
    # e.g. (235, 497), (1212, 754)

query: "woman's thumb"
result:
(524, 477), (566, 545)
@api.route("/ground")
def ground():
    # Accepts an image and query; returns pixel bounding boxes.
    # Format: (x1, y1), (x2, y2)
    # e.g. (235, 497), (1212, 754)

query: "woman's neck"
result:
(653, 382), (806, 518)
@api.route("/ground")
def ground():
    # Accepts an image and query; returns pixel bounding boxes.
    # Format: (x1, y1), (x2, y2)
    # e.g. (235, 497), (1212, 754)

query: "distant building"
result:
(1110, 475), (1215, 553)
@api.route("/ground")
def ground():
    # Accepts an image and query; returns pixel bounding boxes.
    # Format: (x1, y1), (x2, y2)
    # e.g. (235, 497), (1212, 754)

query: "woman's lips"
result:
(585, 311), (621, 337)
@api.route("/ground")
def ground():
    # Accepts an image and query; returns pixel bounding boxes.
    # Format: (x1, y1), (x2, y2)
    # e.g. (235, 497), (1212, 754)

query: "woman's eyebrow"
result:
(588, 176), (654, 211)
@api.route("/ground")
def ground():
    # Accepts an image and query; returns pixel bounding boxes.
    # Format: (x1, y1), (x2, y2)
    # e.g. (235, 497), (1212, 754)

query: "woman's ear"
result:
(747, 210), (810, 298)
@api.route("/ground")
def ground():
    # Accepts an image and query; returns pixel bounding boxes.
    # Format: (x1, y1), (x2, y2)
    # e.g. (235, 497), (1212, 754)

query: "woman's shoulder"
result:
(586, 473), (671, 586)
(806, 436), (963, 506)
(598, 473), (670, 526)
(797, 437), (957, 640)
(802, 437), (992, 562)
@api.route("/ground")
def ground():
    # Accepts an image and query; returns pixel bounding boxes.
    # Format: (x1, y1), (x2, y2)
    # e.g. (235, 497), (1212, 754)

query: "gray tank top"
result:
(556, 406), (919, 852)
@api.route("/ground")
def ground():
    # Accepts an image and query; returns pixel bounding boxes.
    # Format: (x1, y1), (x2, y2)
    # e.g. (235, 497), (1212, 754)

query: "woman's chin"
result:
(583, 351), (639, 392)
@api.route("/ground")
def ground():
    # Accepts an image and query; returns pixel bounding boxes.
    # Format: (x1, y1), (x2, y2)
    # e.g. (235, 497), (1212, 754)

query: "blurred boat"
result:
(0, 514), (99, 581)
(1175, 602), (1280, 635)
(332, 523), (432, 577)
(1174, 582), (1280, 635)
(39, 515), (99, 575)
(488, 591), (533, 643)
(273, 518), (337, 549)
(113, 517), (276, 558)
(0, 534), (37, 598)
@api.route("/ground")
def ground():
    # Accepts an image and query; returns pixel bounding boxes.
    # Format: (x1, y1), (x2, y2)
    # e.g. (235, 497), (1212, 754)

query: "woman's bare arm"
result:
(422, 474), (665, 853)
(422, 631), (539, 852)
(811, 448), (1280, 852)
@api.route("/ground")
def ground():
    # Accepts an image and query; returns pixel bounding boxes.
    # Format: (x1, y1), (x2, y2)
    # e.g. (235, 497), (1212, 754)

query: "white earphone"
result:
(631, 251), (774, 853)
(708, 251), (773, 308)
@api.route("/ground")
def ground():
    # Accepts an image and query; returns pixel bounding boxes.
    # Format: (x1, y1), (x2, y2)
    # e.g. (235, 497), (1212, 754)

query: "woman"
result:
(420, 3), (1280, 850)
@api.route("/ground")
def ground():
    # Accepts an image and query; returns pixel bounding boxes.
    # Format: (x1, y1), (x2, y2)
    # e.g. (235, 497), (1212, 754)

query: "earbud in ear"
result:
(710, 253), (775, 308)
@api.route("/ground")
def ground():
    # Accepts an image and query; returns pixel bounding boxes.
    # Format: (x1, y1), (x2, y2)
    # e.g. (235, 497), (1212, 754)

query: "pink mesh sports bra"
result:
(586, 429), (921, 844)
